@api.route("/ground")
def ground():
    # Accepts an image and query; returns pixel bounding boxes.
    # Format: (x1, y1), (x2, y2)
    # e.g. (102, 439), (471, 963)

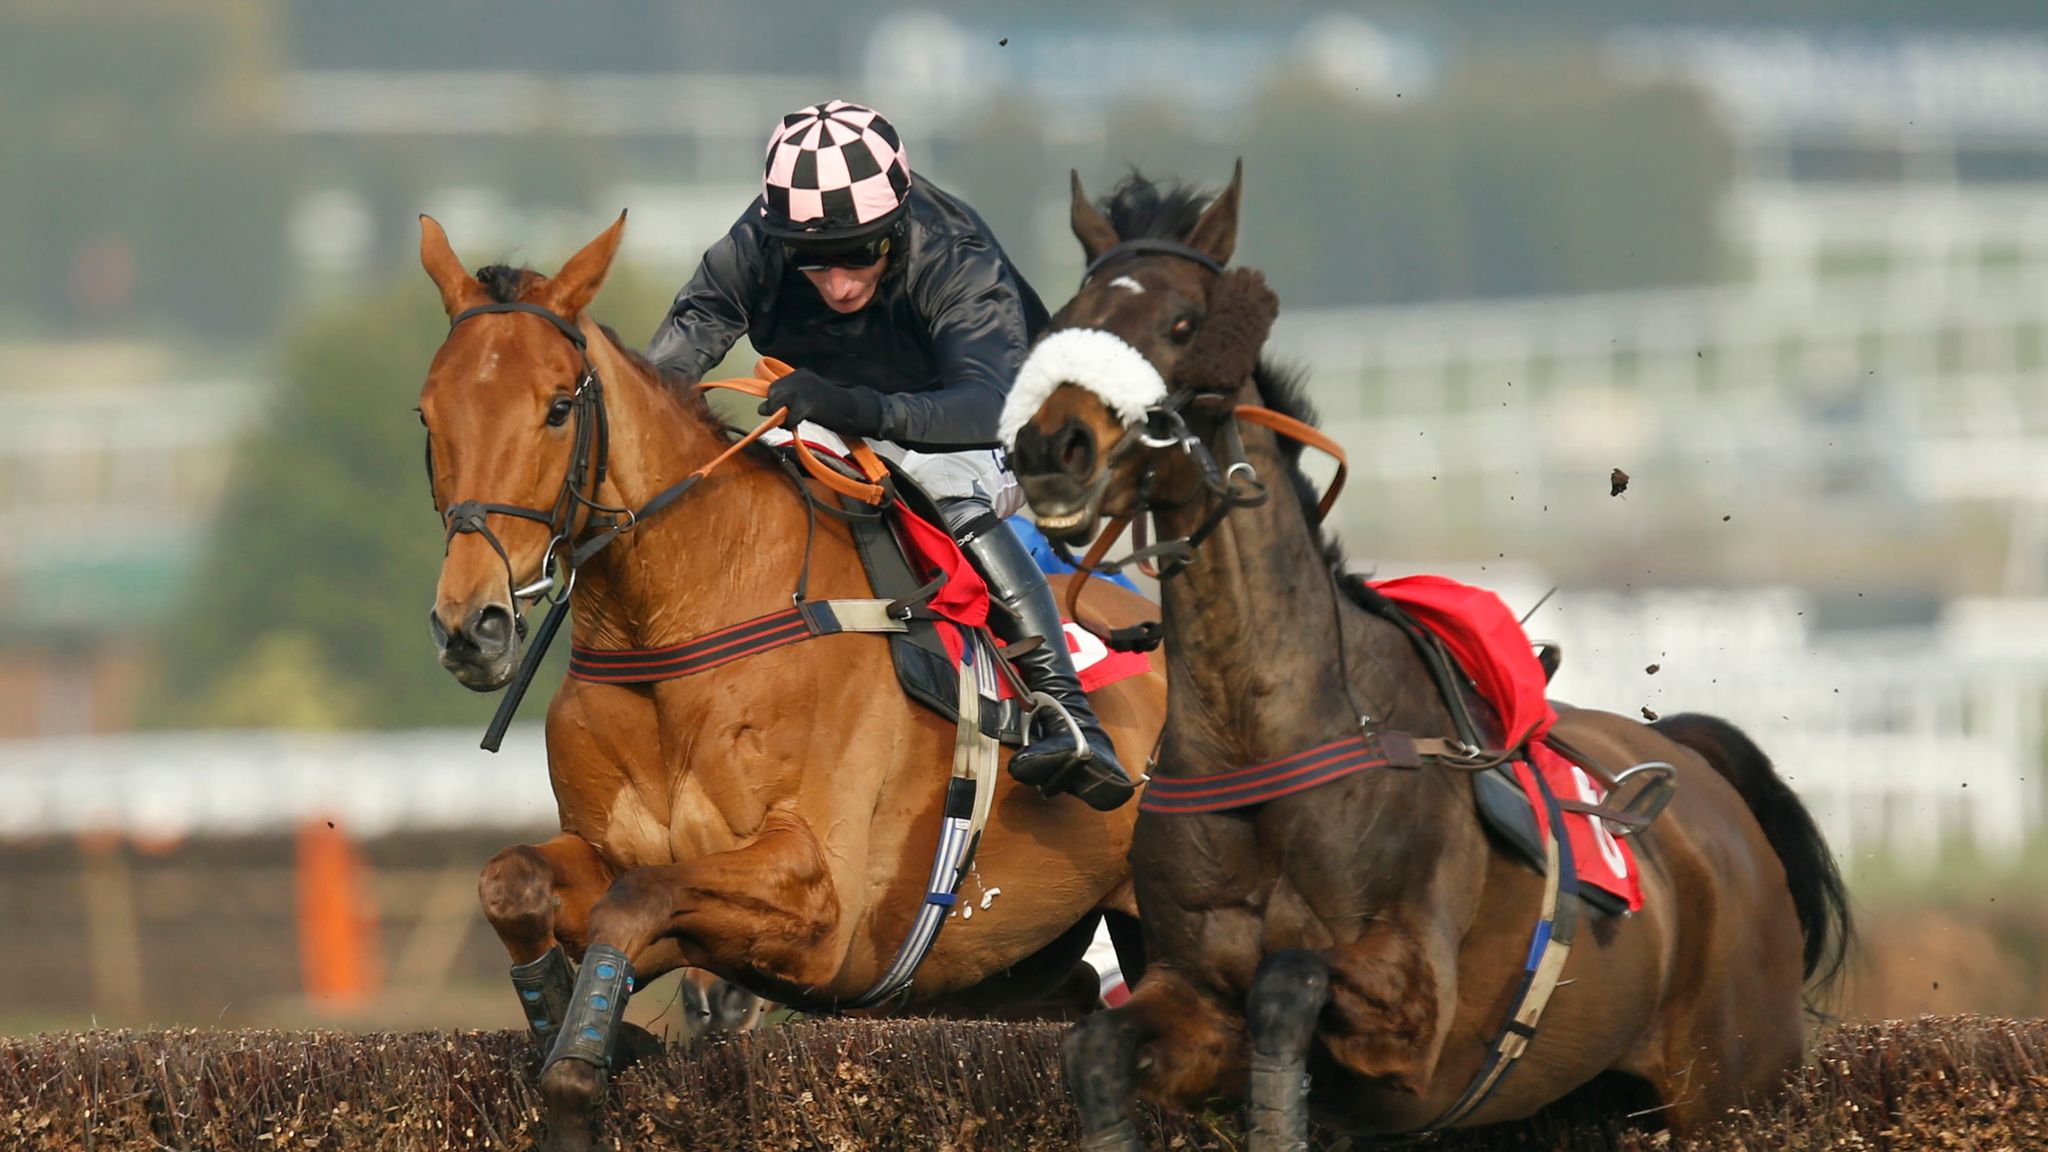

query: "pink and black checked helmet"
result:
(759, 100), (913, 241)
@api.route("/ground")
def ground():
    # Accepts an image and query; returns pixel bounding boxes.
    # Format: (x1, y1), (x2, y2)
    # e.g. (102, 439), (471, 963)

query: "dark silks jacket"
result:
(647, 175), (1051, 452)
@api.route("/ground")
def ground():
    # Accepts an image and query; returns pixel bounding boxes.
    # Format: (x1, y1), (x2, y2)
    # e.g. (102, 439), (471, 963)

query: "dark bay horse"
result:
(1003, 167), (1852, 1147)
(415, 213), (1166, 1151)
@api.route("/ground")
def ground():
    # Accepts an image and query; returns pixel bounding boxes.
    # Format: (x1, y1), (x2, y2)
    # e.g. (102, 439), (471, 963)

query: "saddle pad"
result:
(817, 444), (1152, 744)
(1371, 575), (1642, 913)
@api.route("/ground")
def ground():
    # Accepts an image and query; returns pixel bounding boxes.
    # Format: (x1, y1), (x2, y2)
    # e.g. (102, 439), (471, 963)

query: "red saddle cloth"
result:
(1372, 575), (1643, 912)
(891, 501), (1153, 695)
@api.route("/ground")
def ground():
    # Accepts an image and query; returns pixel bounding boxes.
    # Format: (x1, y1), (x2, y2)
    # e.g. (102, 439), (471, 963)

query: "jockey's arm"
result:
(880, 236), (1029, 452)
(646, 226), (754, 384)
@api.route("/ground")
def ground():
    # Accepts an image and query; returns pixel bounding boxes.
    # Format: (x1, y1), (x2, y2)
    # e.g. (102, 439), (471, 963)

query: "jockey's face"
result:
(802, 258), (887, 314)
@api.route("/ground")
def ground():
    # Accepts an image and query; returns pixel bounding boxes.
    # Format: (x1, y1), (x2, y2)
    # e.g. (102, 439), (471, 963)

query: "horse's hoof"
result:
(538, 1058), (606, 1152)
(539, 1056), (608, 1114)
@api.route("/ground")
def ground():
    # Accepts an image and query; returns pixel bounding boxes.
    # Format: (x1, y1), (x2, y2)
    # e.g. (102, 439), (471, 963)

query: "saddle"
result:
(1343, 578), (1633, 917)
(814, 450), (1034, 746)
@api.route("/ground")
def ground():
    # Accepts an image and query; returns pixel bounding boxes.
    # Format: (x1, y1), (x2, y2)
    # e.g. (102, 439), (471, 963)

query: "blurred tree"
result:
(144, 274), (486, 729)
(142, 256), (717, 731)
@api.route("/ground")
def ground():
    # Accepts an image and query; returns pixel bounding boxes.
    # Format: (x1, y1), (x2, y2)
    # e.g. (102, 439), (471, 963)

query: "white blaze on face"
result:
(1108, 275), (1145, 294)
(999, 328), (1168, 449)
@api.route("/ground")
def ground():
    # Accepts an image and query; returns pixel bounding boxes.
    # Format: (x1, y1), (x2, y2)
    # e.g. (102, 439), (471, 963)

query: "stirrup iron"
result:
(1605, 760), (1677, 837)
(1025, 690), (1092, 762)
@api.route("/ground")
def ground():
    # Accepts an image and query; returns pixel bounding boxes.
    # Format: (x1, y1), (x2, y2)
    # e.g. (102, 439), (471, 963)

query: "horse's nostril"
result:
(468, 604), (515, 651)
(428, 607), (453, 649)
(1052, 422), (1096, 479)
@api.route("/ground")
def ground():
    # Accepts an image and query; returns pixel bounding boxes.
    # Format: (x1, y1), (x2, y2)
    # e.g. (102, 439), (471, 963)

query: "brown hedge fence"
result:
(1, 1015), (2043, 1151)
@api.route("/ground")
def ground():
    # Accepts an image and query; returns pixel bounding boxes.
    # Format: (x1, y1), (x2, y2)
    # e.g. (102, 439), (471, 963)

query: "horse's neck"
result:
(565, 329), (822, 651)
(1153, 419), (1430, 768)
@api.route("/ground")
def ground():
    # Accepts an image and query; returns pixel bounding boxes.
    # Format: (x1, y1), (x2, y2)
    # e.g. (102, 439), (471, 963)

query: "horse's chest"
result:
(594, 775), (744, 871)
(1133, 814), (1356, 974)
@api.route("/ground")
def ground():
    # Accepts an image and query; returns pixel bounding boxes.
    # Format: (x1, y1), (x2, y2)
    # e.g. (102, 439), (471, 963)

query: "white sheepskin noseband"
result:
(1000, 328), (1167, 449)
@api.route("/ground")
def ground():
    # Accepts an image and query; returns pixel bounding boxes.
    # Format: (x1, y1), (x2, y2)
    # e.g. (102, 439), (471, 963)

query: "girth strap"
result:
(1409, 762), (1580, 1134)
(568, 598), (914, 684)
(1139, 734), (1396, 815)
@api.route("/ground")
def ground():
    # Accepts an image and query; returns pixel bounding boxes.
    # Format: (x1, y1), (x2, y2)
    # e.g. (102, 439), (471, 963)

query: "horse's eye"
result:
(546, 396), (574, 427)
(1170, 315), (1200, 343)
(414, 407), (427, 427)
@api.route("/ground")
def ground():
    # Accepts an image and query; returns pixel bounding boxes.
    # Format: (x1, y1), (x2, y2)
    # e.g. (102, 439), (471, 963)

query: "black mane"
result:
(1095, 175), (1344, 569)
(474, 264), (536, 304)
(1251, 361), (1345, 570)
(1099, 171), (1215, 244)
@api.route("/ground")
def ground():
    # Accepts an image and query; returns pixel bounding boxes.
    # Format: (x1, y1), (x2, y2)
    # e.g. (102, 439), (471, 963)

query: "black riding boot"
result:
(954, 513), (1134, 811)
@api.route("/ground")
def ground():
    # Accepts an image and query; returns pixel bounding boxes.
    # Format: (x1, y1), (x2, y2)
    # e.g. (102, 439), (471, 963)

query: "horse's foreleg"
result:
(1062, 966), (1243, 1152)
(1318, 920), (1445, 1096)
(536, 816), (839, 1152)
(1064, 1003), (1149, 1152)
(1244, 950), (1332, 1152)
(478, 834), (615, 1051)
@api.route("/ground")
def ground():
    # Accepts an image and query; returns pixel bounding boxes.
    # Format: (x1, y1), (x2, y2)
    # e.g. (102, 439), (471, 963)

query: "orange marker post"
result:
(296, 818), (381, 1008)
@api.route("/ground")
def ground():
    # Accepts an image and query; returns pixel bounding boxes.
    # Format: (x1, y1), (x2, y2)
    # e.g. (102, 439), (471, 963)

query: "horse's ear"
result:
(419, 214), (485, 316)
(544, 210), (628, 318)
(1070, 170), (1119, 264)
(1185, 158), (1243, 267)
(1178, 267), (1278, 393)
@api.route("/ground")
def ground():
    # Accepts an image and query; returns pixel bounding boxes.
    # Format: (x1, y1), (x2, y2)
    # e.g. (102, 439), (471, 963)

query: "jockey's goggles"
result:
(784, 230), (893, 272)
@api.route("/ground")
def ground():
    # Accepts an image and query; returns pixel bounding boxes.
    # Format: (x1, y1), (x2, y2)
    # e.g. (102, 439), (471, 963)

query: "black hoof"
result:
(537, 1057), (606, 1152)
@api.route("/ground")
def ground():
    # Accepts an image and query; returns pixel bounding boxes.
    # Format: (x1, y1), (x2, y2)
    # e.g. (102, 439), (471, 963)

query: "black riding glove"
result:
(760, 369), (887, 439)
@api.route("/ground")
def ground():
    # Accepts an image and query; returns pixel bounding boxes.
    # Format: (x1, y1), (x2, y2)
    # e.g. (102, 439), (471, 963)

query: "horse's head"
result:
(417, 212), (626, 690)
(1000, 162), (1279, 545)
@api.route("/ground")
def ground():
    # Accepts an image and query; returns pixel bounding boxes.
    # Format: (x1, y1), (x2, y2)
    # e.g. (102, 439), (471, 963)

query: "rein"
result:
(1056, 395), (1349, 655)
(435, 302), (884, 750)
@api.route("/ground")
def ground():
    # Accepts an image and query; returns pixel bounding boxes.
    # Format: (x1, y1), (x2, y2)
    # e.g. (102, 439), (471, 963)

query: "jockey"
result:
(647, 99), (1133, 812)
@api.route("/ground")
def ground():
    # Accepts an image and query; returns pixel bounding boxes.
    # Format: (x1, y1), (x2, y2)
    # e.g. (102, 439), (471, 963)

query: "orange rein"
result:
(1233, 404), (1347, 522)
(1062, 402), (1349, 644)
(695, 358), (890, 505)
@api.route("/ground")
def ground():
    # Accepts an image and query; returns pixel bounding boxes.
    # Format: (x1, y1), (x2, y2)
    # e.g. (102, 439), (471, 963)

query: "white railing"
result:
(0, 725), (556, 840)
(2, 594), (2042, 871)
(1537, 589), (2048, 868)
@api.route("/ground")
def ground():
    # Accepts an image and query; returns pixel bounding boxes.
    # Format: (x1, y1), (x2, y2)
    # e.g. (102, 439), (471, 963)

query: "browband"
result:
(450, 301), (589, 349)
(1081, 239), (1225, 285)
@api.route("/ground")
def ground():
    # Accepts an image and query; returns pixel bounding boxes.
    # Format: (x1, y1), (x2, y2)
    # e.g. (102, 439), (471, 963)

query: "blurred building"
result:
(1297, 30), (2048, 590)
(0, 346), (262, 736)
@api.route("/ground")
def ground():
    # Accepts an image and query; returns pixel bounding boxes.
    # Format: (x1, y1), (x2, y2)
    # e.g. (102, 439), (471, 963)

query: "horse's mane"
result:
(1094, 176), (1345, 570)
(1098, 171), (1214, 245)
(472, 263), (714, 422)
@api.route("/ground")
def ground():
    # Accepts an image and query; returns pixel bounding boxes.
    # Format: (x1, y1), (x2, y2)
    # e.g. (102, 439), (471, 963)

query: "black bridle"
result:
(434, 301), (707, 751)
(1045, 238), (1275, 589)
(1050, 387), (1271, 581)
(439, 302), (626, 619)
(1080, 238), (1226, 285)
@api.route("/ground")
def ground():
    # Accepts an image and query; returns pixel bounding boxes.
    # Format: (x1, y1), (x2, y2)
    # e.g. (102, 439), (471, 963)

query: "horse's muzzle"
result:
(430, 602), (520, 690)
(1019, 473), (1107, 545)
(1013, 418), (1109, 543)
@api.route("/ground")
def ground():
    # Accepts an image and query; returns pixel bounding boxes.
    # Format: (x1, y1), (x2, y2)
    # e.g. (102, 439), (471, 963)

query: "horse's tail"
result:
(1652, 713), (1855, 1004)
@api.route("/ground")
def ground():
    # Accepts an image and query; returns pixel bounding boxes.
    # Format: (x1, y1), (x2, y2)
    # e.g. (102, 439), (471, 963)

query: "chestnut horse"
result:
(416, 213), (1165, 1152)
(1003, 167), (1852, 1148)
